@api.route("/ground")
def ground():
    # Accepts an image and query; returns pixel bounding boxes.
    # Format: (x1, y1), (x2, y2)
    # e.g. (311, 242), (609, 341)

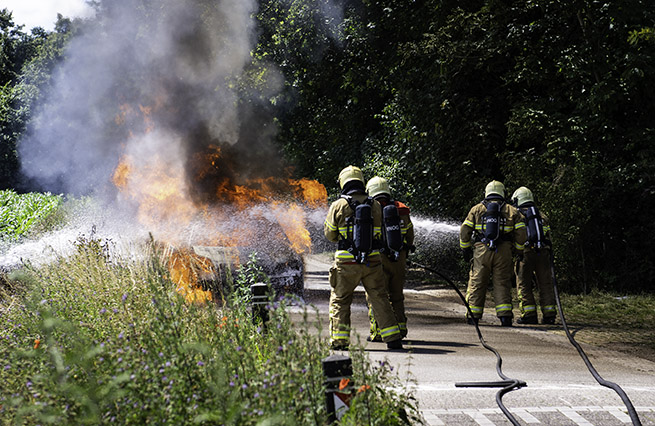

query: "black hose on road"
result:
(408, 260), (526, 426)
(549, 252), (642, 426)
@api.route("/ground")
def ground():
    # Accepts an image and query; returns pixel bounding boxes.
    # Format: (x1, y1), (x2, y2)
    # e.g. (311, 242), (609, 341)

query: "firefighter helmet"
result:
(511, 186), (534, 207)
(485, 180), (505, 198)
(338, 165), (364, 189)
(366, 176), (391, 198)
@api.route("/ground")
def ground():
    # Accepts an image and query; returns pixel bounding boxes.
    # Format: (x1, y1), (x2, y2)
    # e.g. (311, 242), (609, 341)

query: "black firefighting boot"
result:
(516, 315), (538, 325)
(542, 316), (556, 325)
(386, 338), (403, 350)
(499, 316), (513, 327)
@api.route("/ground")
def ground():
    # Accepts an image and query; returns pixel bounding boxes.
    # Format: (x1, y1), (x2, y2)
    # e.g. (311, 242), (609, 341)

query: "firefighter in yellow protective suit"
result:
(324, 166), (403, 350)
(365, 176), (415, 341)
(460, 180), (527, 326)
(511, 186), (557, 325)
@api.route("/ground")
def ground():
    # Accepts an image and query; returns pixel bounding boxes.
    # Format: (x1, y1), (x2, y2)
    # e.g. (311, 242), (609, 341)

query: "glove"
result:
(462, 247), (473, 263)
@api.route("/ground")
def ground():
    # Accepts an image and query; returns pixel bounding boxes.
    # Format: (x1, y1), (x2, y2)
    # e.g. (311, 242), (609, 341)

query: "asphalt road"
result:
(300, 254), (655, 426)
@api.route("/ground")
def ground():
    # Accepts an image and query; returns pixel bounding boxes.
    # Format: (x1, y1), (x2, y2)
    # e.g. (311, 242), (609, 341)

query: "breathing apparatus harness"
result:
(519, 203), (550, 251)
(337, 195), (376, 264)
(478, 198), (508, 250)
(378, 200), (405, 262)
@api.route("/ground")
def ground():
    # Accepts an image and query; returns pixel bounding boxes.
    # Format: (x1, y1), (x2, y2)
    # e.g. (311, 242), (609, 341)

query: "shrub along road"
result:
(300, 254), (655, 426)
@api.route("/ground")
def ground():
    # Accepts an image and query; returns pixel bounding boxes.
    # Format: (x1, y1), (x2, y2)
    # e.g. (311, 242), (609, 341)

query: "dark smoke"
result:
(17, 0), (285, 202)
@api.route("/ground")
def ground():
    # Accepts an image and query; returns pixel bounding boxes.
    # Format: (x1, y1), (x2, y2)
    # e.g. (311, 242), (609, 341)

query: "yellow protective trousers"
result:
(368, 251), (408, 338)
(329, 261), (401, 346)
(516, 248), (556, 319)
(466, 242), (514, 318)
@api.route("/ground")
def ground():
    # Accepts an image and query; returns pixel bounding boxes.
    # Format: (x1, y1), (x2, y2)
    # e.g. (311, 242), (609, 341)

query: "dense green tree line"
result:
(256, 0), (655, 293)
(0, 10), (73, 189)
(2, 1), (655, 292)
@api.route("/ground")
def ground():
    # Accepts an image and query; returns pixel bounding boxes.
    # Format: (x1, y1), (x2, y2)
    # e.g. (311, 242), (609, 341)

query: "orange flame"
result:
(167, 247), (214, 304)
(111, 101), (328, 302)
(272, 203), (312, 255)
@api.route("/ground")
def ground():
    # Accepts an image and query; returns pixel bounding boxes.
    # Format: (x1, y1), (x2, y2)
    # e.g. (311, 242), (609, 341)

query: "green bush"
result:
(0, 237), (423, 425)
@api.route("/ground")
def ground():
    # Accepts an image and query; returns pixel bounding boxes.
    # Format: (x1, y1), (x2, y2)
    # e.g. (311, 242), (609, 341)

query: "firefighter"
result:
(365, 176), (415, 341)
(460, 180), (527, 326)
(511, 186), (557, 325)
(324, 166), (403, 350)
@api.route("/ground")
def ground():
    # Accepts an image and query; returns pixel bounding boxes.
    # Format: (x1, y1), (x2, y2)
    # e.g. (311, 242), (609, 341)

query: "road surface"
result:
(301, 254), (655, 426)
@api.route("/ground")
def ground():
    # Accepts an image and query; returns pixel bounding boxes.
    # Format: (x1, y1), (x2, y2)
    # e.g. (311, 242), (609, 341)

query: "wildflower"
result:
(118, 332), (124, 339)
(99, 308), (107, 314)
(338, 378), (350, 391)
(165, 361), (171, 367)
(33, 339), (41, 349)
(236, 346), (242, 352)
(358, 384), (371, 393)
(197, 361), (204, 367)
(122, 294), (128, 302)
(242, 384), (247, 390)
(229, 381), (235, 387)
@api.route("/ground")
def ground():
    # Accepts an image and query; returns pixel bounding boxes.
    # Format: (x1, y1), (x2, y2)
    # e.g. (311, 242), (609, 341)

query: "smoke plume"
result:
(18, 0), (281, 200)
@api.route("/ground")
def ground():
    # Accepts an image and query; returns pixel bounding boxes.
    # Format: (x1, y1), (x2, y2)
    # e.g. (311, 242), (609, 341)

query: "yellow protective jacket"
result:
(324, 193), (383, 262)
(460, 200), (527, 252)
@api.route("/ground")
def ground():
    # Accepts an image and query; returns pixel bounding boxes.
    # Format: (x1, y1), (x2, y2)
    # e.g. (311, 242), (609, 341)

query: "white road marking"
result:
(420, 406), (655, 426)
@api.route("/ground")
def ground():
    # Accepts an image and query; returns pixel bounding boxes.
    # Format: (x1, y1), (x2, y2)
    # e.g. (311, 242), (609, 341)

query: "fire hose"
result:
(409, 257), (643, 426)
(548, 252), (642, 426)
(407, 260), (526, 426)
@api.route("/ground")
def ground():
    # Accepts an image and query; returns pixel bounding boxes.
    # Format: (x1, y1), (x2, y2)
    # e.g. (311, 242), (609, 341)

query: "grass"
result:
(556, 291), (655, 362)
(0, 236), (424, 425)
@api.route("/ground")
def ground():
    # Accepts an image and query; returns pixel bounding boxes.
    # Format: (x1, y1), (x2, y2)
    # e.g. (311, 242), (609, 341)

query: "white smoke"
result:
(18, 0), (261, 196)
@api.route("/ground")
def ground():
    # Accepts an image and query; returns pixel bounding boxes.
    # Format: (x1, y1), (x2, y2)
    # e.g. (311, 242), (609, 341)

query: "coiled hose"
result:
(408, 260), (525, 426)
(549, 252), (642, 426)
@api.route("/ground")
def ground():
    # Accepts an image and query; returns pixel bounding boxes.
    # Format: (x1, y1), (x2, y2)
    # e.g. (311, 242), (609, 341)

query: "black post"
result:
(322, 354), (353, 423)
(250, 282), (269, 327)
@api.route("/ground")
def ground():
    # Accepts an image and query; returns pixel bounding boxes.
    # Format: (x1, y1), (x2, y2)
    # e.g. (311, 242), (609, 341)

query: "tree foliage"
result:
(256, 0), (655, 292)
(0, 9), (73, 190)
(2, 1), (655, 292)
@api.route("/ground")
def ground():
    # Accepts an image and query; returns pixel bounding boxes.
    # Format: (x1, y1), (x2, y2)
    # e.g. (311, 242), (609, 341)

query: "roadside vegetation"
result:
(0, 193), (423, 424)
(0, 236), (423, 425)
(0, 190), (63, 241)
(557, 291), (655, 362)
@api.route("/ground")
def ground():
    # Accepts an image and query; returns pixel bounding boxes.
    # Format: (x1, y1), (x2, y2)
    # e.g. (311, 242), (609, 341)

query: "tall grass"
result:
(0, 237), (423, 425)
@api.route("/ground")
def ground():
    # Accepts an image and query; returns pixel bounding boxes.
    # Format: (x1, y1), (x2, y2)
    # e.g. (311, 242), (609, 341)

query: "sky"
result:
(2, 0), (95, 31)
